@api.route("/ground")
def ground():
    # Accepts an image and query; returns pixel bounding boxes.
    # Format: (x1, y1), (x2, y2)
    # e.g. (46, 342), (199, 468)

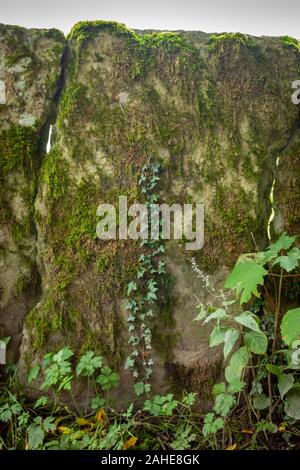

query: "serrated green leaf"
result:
(225, 260), (267, 304)
(268, 232), (296, 253)
(212, 383), (226, 395)
(273, 247), (300, 272)
(28, 424), (44, 450)
(202, 413), (224, 437)
(213, 394), (236, 417)
(228, 379), (245, 394)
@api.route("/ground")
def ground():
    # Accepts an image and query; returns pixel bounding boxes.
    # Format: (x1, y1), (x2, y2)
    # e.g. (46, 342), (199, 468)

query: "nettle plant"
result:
(194, 233), (300, 438)
(125, 162), (168, 396)
(28, 347), (119, 415)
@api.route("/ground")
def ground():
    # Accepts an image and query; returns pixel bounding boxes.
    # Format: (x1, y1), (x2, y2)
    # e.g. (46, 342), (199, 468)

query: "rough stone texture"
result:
(0, 24), (66, 361)
(0, 22), (299, 406)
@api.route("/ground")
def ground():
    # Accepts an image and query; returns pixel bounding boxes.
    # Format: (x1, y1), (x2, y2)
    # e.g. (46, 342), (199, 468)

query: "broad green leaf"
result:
(203, 308), (229, 324)
(278, 374), (294, 398)
(209, 326), (228, 347)
(284, 385), (300, 420)
(225, 346), (249, 383)
(253, 394), (270, 410)
(193, 305), (207, 322)
(273, 247), (300, 272)
(244, 331), (268, 354)
(234, 311), (261, 332)
(223, 329), (240, 360)
(281, 308), (300, 346)
(225, 260), (267, 304)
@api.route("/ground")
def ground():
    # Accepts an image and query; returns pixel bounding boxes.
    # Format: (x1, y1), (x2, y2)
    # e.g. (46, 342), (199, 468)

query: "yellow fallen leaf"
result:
(241, 429), (254, 434)
(76, 417), (91, 427)
(123, 436), (138, 450)
(279, 423), (286, 432)
(54, 417), (64, 426)
(58, 426), (72, 435)
(226, 443), (237, 451)
(95, 409), (106, 423)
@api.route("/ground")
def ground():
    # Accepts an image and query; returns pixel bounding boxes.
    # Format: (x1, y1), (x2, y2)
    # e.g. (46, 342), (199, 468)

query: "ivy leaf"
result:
(234, 311), (261, 332)
(244, 331), (268, 355)
(127, 282), (137, 296)
(124, 356), (135, 370)
(273, 247), (300, 272)
(223, 329), (240, 360)
(225, 260), (267, 304)
(281, 308), (300, 346)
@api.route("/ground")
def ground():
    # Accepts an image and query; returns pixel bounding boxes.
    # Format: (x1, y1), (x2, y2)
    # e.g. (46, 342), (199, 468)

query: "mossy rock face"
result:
(273, 137), (300, 237)
(1, 21), (299, 406)
(0, 24), (66, 361)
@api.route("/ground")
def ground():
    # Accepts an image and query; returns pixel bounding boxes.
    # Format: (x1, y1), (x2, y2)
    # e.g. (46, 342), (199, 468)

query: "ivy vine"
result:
(125, 162), (168, 396)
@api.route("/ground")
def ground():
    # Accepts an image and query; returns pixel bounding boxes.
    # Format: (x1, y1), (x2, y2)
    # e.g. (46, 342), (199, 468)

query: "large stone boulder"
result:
(1, 21), (299, 406)
(0, 24), (66, 361)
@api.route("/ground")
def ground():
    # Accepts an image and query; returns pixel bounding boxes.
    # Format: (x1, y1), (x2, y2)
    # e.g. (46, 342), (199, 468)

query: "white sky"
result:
(0, 0), (299, 38)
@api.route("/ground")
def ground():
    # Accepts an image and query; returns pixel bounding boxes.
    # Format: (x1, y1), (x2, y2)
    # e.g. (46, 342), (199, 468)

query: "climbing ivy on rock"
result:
(125, 162), (168, 396)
